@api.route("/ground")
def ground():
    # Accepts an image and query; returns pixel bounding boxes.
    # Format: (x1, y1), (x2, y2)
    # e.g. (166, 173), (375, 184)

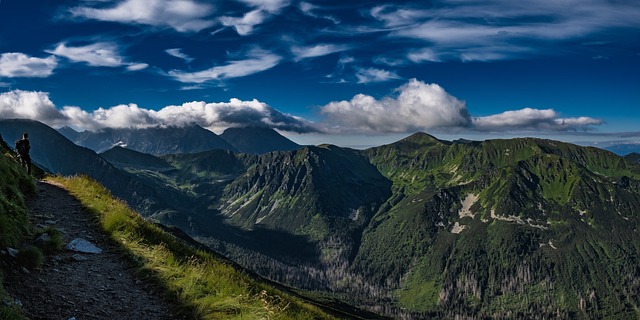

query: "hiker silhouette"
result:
(15, 132), (31, 174)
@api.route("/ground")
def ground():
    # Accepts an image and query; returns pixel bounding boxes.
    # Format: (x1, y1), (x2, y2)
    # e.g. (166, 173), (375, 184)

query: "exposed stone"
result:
(7, 247), (18, 258)
(65, 238), (102, 254)
(71, 254), (89, 262)
(35, 233), (52, 245)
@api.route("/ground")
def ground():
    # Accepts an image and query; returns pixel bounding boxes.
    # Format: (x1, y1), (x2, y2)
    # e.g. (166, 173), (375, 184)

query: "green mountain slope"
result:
(95, 131), (640, 318)
(354, 133), (640, 318)
(31, 122), (640, 319)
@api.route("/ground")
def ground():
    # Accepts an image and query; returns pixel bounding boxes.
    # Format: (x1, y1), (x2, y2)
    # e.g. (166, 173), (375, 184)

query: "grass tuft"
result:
(33, 226), (65, 254)
(16, 246), (44, 270)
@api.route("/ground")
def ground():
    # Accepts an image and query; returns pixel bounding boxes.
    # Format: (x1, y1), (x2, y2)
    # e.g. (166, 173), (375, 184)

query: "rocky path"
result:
(3, 181), (182, 320)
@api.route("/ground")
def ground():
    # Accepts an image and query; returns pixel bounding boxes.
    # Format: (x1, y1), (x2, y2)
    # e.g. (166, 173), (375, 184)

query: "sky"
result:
(0, 0), (639, 149)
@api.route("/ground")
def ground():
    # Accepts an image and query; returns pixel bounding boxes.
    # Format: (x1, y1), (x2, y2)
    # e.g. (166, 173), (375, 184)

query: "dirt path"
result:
(3, 181), (182, 320)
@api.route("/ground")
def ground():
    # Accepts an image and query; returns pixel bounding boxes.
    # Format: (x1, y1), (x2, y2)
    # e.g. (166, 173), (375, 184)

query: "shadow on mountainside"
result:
(2, 181), (184, 320)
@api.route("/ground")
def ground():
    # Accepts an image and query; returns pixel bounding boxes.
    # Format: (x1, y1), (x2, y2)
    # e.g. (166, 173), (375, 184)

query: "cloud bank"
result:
(0, 90), (316, 133)
(320, 79), (602, 133)
(0, 80), (603, 136)
(370, 0), (640, 62)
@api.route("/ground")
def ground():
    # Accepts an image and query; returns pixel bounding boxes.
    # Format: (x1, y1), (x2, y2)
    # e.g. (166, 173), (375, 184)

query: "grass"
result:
(48, 175), (334, 320)
(15, 246), (44, 270)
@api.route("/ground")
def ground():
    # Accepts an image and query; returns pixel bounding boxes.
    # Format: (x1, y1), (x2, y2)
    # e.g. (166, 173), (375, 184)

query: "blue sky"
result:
(0, 0), (639, 148)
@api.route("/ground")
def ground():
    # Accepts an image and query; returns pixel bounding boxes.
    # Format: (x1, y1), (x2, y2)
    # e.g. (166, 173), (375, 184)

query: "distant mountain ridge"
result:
(220, 126), (300, 154)
(605, 143), (640, 155)
(59, 124), (236, 155)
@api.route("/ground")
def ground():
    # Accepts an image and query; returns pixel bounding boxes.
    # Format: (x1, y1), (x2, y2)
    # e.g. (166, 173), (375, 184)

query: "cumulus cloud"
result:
(0, 53), (57, 78)
(355, 67), (401, 84)
(319, 79), (603, 134)
(291, 44), (350, 61)
(168, 48), (281, 83)
(48, 42), (148, 70)
(0, 89), (316, 133)
(69, 0), (216, 32)
(320, 79), (470, 133)
(165, 48), (194, 63)
(473, 108), (604, 131)
(0, 90), (69, 126)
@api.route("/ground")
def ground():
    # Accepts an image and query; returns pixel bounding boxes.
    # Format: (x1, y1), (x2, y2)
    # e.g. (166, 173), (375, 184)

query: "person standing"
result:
(15, 132), (31, 174)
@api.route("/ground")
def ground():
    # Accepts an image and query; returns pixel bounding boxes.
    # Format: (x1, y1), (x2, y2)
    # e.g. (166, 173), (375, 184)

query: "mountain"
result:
(100, 146), (173, 171)
(13, 122), (640, 318)
(353, 133), (640, 317)
(59, 124), (236, 155)
(57, 126), (80, 141)
(625, 152), (640, 163)
(605, 143), (640, 155)
(220, 126), (301, 154)
(0, 119), (168, 215)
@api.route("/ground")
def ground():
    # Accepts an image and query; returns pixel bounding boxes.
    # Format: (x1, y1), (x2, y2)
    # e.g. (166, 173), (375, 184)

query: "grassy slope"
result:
(48, 175), (335, 320)
(0, 137), (34, 320)
(359, 135), (640, 318)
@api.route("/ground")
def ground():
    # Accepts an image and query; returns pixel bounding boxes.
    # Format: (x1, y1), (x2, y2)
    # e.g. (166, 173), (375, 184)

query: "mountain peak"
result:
(397, 132), (449, 147)
(220, 126), (300, 154)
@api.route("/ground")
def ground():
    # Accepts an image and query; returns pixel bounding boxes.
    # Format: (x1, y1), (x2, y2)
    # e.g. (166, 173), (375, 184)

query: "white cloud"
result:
(0, 90), (69, 127)
(126, 63), (149, 71)
(299, 2), (339, 24)
(374, 1), (640, 62)
(220, 9), (266, 36)
(48, 42), (147, 70)
(70, 0), (216, 32)
(291, 44), (350, 61)
(0, 53), (57, 78)
(472, 108), (603, 131)
(165, 48), (194, 63)
(237, 0), (290, 13)
(219, 0), (290, 36)
(355, 67), (401, 84)
(319, 79), (603, 134)
(0, 89), (316, 133)
(320, 79), (470, 133)
(168, 49), (281, 83)
(407, 48), (440, 63)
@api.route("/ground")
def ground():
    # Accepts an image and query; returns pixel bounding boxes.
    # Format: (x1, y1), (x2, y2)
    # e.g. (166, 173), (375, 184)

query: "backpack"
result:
(15, 139), (29, 155)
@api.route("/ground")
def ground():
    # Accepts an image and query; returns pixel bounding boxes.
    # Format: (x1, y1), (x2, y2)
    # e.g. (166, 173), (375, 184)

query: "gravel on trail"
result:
(3, 181), (183, 320)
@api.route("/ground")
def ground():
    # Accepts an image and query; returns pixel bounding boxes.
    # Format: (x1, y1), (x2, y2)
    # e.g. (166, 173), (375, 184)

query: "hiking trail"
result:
(3, 181), (182, 320)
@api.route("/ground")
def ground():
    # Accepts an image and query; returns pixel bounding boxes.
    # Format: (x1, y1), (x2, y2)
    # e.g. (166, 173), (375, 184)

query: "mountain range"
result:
(59, 125), (300, 155)
(2, 118), (640, 319)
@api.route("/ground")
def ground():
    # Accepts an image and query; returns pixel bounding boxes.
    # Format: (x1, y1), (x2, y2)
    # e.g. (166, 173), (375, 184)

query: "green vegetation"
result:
(93, 131), (640, 318)
(16, 246), (44, 270)
(48, 175), (334, 320)
(356, 135), (640, 318)
(0, 136), (34, 319)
